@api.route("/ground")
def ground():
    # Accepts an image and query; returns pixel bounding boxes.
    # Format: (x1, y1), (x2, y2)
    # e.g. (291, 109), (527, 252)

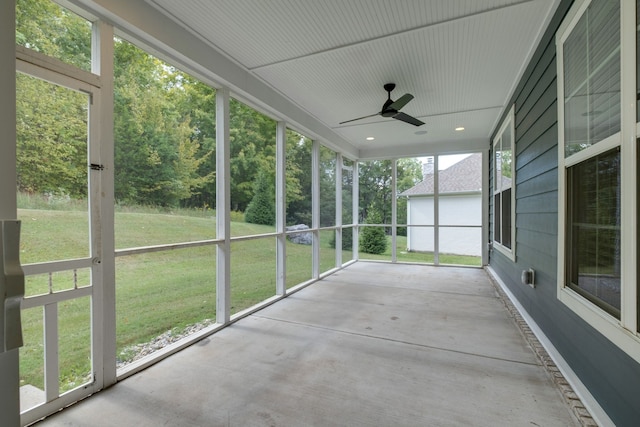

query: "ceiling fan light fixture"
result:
(339, 83), (424, 127)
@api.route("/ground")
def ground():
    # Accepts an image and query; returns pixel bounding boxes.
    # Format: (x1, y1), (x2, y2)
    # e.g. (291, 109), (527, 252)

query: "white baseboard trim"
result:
(486, 266), (614, 427)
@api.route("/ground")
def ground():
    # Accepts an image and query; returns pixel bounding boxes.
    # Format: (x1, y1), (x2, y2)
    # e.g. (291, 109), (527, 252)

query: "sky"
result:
(419, 153), (473, 170)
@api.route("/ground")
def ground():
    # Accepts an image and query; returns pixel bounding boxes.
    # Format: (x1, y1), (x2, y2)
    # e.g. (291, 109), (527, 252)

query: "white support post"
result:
(276, 122), (286, 295)
(44, 304), (59, 402)
(391, 160), (397, 262)
(92, 19), (116, 389)
(335, 154), (343, 267)
(312, 140), (320, 279)
(433, 156), (440, 265)
(620, 0), (637, 333)
(0, 1), (20, 424)
(481, 150), (489, 266)
(216, 88), (231, 324)
(353, 161), (359, 260)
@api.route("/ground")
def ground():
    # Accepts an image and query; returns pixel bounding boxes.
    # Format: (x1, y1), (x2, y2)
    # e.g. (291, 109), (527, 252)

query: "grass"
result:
(359, 233), (481, 266)
(17, 200), (478, 395)
(17, 204), (339, 394)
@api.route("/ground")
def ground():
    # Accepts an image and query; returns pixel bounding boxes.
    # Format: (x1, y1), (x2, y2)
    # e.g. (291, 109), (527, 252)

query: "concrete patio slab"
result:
(35, 263), (580, 426)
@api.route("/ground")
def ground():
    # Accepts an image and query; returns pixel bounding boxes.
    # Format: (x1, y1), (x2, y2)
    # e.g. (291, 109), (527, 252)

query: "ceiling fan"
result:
(339, 83), (425, 127)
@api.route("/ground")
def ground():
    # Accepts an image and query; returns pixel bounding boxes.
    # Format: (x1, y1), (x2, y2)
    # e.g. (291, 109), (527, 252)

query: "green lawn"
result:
(18, 207), (338, 393)
(359, 234), (481, 266)
(17, 206), (478, 394)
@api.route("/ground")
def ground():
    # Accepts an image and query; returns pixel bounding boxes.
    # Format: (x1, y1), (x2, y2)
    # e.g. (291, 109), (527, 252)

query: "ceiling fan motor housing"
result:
(381, 83), (397, 115)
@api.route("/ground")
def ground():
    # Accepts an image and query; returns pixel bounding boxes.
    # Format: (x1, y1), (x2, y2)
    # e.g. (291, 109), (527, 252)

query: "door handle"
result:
(0, 220), (25, 352)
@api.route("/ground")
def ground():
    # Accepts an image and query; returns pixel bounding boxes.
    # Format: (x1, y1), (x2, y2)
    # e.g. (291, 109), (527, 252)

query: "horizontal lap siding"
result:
(488, 0), (640, 424)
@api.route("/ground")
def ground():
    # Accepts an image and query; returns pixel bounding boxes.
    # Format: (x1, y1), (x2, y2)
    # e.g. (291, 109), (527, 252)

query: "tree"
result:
(113, 39), (215, 207)
(244, 170), (275, 226)
(396, 158), (423, 234)
(360, 208), (387, 255)
(16, 0), (92, 71)
(329, 227), (353, 250)
(16, 0), (92, 198)
(358, 158), (422, 227)
(286, 134), (312, 225)
(319, 146), (337, 227)
(16, 73), (88, 198)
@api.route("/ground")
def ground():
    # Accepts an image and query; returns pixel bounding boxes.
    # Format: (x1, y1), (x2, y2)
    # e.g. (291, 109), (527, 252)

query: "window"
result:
(558, 0), (640, 359)
(566, 148), (621, 317)
(492, 105), (515, 259)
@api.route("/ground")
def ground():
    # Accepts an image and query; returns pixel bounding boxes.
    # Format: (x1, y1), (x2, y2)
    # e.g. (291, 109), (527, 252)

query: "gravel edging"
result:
(487, 275), (598, 427)
(117, 319), (215, 369)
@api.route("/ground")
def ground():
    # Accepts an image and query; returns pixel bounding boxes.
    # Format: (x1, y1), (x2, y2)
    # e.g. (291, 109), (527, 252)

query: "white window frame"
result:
(557, 0), (640, 363)
(492, 105), (516, 261)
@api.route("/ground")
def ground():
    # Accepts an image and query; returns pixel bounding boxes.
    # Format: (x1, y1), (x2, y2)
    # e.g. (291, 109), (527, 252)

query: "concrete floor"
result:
(37, 262), (580, 426)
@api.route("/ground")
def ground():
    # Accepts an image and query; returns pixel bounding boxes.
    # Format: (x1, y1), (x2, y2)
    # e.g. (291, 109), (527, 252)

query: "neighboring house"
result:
(400, 153), (483, 257)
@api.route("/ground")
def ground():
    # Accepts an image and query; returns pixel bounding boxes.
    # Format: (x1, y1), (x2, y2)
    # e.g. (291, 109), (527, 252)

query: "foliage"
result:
(359, 208), (387, 254)
(329, 227), (353, 250)
(319, 146), (337, 227)
(358, 158), (422, 227)
(244, 170), (275, 225)
(16, 0), (92, 70)
(18, 207), (340, 390)
(15, 0), (319, 223)
(16, 74), (88, 197)
(285, 131), (312, 225)
(114, 39), (216, 207)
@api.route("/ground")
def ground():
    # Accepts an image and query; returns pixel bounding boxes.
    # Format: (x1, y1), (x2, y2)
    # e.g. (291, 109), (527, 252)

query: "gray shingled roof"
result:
(401, 153), (483, 196)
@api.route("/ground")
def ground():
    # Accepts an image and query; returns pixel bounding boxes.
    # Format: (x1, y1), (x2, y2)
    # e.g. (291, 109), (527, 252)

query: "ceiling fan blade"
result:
(338, 112), (380, 125)
(388, 93), (414, 111)
(393, 112), (425, 127)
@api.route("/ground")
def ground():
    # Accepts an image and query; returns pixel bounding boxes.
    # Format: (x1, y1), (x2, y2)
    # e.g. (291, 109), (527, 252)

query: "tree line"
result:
(16, 0), (423, 229)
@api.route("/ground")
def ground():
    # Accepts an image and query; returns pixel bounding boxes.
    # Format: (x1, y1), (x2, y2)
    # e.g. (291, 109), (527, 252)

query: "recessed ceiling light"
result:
(455, 127), (465, 131)
(414, 130), (427, 135)
(366, 137), (375, 141)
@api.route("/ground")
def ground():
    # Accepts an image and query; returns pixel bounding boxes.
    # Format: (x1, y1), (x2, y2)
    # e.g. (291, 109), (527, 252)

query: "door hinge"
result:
(89, 163), (104, 171)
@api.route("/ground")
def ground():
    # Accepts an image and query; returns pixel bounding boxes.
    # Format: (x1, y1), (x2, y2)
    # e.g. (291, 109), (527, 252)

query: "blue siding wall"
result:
(488, 1), (640, 425)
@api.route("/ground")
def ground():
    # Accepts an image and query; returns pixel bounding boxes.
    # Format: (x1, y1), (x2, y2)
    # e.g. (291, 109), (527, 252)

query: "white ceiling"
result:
(140, 0), (558, 158)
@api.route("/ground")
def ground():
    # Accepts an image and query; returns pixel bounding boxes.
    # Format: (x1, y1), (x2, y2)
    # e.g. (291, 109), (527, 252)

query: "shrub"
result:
(244, 171), (275, 226)
(360, 210), (387, 254)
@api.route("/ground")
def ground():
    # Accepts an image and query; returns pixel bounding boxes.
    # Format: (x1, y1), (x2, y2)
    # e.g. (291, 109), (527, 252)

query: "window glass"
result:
(438, 154), (483, 266)
(114, 38), (217, 247)
(501, 126), (513, 188)
(19, 306), (45, 411)
(342, 159), (354, 225)
(340, 159), (354, 264)
(319, 146), (336, 227)
(230, 98), (277, 236)
(116, 246), (216, 368)
(493, 109), (514, 253)
(359, 160), (392, 260)
(342, 227), (354, 264)
(16, 0), (92, 71)
(494, 142), (502, 249)
(286, 236), (312, 289)
(319, 229), (336, 273)
(394, 157), (427, 263)
(231, 238), (276, 314)
(359, 159), (392, 225)
(566, 147), (621, 317)
(563, 0), (620, 156)
(285, 129), (313, 288)
(16, 73), (90, 265)
(285, 130), (312, 227)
